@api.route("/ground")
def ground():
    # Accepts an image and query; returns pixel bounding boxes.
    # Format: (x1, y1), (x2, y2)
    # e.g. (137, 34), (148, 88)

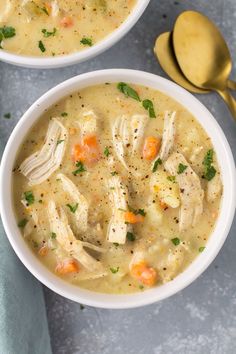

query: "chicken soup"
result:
(0, 0), (136, 56)
(13, 82), (222, 294)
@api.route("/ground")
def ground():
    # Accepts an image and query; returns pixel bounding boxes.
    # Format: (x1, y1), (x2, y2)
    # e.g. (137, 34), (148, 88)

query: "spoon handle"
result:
(227, 80), (236, 91)
(217, 89), (236, 120)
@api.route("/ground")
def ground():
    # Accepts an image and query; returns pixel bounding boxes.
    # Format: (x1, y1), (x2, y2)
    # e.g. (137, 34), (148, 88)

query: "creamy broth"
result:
(0, 0), (136, 56)
(13, 83), (222, 294)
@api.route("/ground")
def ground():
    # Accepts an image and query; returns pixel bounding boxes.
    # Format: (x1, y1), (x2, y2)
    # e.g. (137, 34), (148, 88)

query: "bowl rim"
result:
(0, 0), (150, 69)
(0, 69), (235, 309)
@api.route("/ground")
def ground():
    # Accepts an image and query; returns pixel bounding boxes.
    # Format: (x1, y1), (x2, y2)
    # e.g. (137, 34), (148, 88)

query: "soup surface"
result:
(13, 83), (222, 294)
(0, 0), (136, 56)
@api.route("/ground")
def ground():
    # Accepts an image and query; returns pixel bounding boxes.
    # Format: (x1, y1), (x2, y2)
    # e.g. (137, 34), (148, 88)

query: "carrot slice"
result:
(55, 259), (79, 275)
(124, 211), (144, 224)
(60, 16), (74, 28)
(131, 261), (157, 286)
(143, 136), (161, 161)
(38, 245), (48, 257)
(72, 144), (86, 163)
(72, 135), (100, 165)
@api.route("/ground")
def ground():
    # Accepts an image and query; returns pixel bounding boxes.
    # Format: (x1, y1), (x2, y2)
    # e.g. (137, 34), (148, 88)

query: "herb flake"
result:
(171, 237), (180, 246)
(104, 146), (110, 157)
(18, 219), (28, 228)
(142, 99), (156, 118)
(117, 82), (141, 102)
(152, 158), (162, 172)
(177, 163), (188, 174)
(126, 231), (135, 242)
(110, 266), (119, 274)
(66, 203), (79, 213)
(24, 191), (35, 205)
(42, 28), (57, 37)
(38, 40), (46, 52)
(80, 37), (93, 46)
(72, 161), (86, 175)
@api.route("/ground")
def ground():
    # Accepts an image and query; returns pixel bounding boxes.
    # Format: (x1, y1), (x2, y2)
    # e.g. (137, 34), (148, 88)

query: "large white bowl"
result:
(0, 70), (235, 309)
(0, 1), (150, 69)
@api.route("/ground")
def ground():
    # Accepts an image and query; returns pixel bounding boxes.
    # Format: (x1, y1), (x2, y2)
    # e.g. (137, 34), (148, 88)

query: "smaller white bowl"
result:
(0, 69), (235, 309)
(0, 0), (150, 69)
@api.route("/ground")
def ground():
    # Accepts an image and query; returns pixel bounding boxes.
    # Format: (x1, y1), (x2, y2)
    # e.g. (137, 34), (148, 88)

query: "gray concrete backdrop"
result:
(0, 0), (236, 353)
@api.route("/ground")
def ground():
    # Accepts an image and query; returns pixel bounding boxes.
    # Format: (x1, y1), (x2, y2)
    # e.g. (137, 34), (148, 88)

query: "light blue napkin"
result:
(0, 218), (52, 354)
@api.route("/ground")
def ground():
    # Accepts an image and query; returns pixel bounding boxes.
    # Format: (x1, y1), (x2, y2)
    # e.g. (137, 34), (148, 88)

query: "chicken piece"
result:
(112, 114), (148, 176)
(0, 0), (13, 22)
(150, 169), (180, 208)
(47, 200), (106, 275)
(19, 118), (68, 185)
(156, 111), (176, 163)
(77, 109), (98, 136)
(145, 197), (163, 227)
(57, 173), (89, 233)
(23, 209), (38, 238)
(165, 152), (204, 230)
(107, 175), (130, 244)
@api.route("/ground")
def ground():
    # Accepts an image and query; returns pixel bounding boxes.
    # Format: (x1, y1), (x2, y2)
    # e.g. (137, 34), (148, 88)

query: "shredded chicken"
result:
(165, 152), (204, 230)
(47, 200), (106, 275)
(107, 175), (130, 244)
(57, 173), (89, 233)
(0, 0), (13, 22)
(112, 114), (148, 176)
(19, 118), (68, 185)
(23, 209), (38, 238)
(152, 111), (176, 168)
(77, 109), (98, 136)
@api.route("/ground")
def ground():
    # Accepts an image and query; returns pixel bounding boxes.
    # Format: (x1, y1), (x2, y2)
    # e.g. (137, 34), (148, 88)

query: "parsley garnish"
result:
(61, 112), (68, 117)
(0, 26), (16, 48)
(3, 113), (11, 119)
(24, 191), (35, 205)
(142, 99), (156, 118)
(117, 82), (141, 102)
(50, 232), (57, 239)
(18, 219), (28, 228)
(42, 28), (57, 37)
(80, 37), (93, 46)
(171, 237), (180, 246)
(152, 158), (162, 172)
(104, 146), (110, 157)
(38, 40), (46, 52)
(126, 231), (135, 242)
(167, 176), (176, 182)
(40, 6), (49, 15)
(199, 246), (205, 253)
(111, 171), (118, 176)
(57, 139), (64, 145)
(66, 203), (79, 213)
(72, 161), (86, 175)
(177, 163), (188, 174)
(110, 267), (119, 274)
(203, 149), (216, 181)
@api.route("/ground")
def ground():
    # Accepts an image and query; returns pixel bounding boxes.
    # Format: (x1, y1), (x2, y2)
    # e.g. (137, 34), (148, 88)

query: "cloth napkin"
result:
(0, 219), (52, 354)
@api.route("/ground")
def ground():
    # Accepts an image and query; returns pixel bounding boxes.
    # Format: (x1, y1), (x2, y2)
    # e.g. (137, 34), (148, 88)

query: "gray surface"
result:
(0, 0), (236, 353)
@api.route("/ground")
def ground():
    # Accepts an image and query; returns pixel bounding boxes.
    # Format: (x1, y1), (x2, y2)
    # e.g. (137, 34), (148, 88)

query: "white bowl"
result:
(0, 1), (150, 69)
(0, 69), (235, 308)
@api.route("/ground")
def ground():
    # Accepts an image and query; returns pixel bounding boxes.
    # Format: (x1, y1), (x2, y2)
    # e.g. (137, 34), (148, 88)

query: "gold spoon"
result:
(173, 10), (236, 119)
(154, 32), (236, 94)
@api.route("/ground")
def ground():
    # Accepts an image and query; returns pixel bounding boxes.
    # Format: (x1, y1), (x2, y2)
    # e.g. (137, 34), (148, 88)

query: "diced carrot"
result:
(72, 135), (100, 165)
(69, 127), (77, 135)
(60, 16), (74, 28)
(124, 211), (144, 224)
(38, 245), (48, 257)
(55, 259), (79, 275)
(72, 143), (86, 163)
(143, 136), (161, 161)
(131, 261), (157, 286)
(159, 201), (168, 210)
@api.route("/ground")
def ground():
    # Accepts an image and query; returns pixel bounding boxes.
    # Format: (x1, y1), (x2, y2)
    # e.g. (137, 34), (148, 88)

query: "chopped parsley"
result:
(177, 163), (188, 174)
(111, 171), (118, 176)
(126, 231), (135, 242)
(66, 203), (79, 213)
(80, 37), (93, 46)
(72, 161), (86, 175)
(110, 266), (119, 274)
(199, 246), (205, 253)
(38, 40), (46, 52)
(171, 237), (180, 246)
(18, 219), (28, 228)
(40, 6), (49, 15)
(113, 243), (119, 247)
(61, 112), (68, 117)
(139, 285), (144, 290)
(128, 206), (146, 216)
(152, 158), (162, 172)
(24, 191), (35, 205)
(42, 28), (57, 37)
(117, 82), (141, 102)
(50, 232), (57, 239)
(104, 146), (110, 157)
(57, 139), (64, 145)
(3, 113), (11, 119)
(203, 149), (216, 181)
(142, 99), (156, 118)
(167, 175), (176, 182)
(0, 26), (16, 48)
